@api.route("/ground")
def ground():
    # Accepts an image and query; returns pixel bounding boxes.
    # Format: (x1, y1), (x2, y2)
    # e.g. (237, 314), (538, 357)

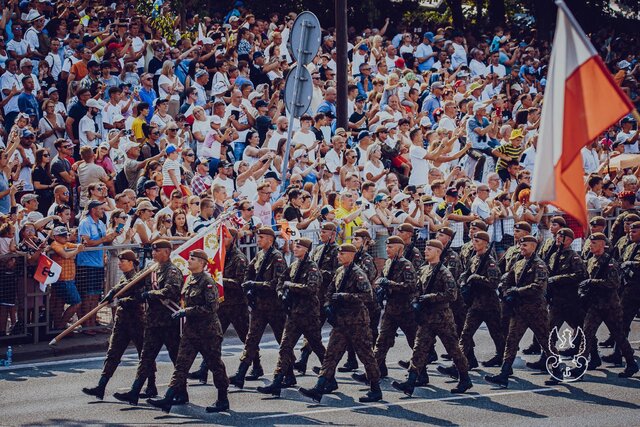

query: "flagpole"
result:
(554, 0), (597, 55)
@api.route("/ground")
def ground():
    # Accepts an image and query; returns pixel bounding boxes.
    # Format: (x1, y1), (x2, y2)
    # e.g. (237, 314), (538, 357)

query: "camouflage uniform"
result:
(135, 261), (183, 381)
(168, 272), (229, 392)
(239, 245), (287, 364)
(582, 235), (612, 261)
(319, 263), (379, 383)
(498, 244), (522, 334)
(219, 246), (250, 339)
(373, 256), (417, 366)
(274, 256), (326, 376)
(409, 263), (468, 375)
(500, 255), (555, 366)
(547, 247), (587, 334)
(609, 209), (639, 245)
(459, 252), (505, 359)
(618, 241), (640, 342)
(102, 270), (154, 379)
(356, 250), (380, 342)
(443, 248), (466, 333)
(404, 243), (424, 272)
(581, 255), (635, 365)
(612, 235), (629, 261)
(459, 241), (475, 271)
(539, 238), (559, 264)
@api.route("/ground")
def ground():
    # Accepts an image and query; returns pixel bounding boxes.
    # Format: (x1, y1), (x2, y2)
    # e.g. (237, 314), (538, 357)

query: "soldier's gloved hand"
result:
(376, 277), (390, 288)
(171, 309), (187, 320)
(277, 291), (286, 300)
(504, 288), (517, 298)
(139, 291), (151, 301)
(418, 294), (431, 304)
(547, 277), (557, 286)
(331, 293), (344, 303)
(100, 289), (116, 304)
(467, 273), (483, 284)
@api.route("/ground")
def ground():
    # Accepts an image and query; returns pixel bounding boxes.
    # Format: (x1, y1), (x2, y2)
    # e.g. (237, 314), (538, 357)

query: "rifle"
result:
(376, 254), (398, 308)
(282, 252), (308, 315)
(543, 241), (558, 264)
(460, 241), (495, 306)
(245, 245), (274, 310)
(317, 242), (332, 284)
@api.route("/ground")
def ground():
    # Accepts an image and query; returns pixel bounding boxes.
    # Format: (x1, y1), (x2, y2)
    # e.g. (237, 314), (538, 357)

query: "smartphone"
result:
(116, 223), (124, 233)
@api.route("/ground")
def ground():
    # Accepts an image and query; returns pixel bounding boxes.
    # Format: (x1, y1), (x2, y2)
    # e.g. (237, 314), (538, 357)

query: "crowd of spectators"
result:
(0, 0), (639, 336)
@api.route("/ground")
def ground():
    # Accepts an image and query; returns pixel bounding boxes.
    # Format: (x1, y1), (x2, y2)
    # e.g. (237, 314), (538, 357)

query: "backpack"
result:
(114, 168), (129, 194)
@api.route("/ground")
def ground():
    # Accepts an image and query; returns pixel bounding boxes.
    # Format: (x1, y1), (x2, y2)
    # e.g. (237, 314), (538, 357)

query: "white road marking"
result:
(250, 387), (557, 419)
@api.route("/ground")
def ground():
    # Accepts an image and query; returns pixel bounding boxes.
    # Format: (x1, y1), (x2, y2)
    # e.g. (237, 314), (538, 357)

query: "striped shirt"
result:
(495, 142), (524, 171)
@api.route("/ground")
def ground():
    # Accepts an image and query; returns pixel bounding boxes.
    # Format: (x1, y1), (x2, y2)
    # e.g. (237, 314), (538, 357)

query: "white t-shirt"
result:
(451, 42), (467, 69)
(292, 130), (317, 161)
(192, 118), (211, 157)
(409, 144), (429, 186)
(363, 160), (385, 190)
(12, 149), (35, 191)
(158, 74), (180, 101)
(162, 158), (182, 186)
(615, 130), (639, 154)
(79, 115), (99, 148)
(267, 130), (287, 152)
(212, 176), (234, 197)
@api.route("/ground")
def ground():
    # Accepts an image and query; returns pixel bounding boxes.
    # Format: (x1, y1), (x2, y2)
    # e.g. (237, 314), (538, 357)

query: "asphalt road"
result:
(1, 321), (639, 426)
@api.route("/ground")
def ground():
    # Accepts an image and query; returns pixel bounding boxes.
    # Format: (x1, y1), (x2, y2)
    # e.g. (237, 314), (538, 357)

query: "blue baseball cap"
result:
(423, 32), (434, 43)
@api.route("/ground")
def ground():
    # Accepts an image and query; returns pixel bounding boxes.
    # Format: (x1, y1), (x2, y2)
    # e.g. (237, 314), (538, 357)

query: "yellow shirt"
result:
(132, 117), (145, 142)
(335, 206), (363, 244)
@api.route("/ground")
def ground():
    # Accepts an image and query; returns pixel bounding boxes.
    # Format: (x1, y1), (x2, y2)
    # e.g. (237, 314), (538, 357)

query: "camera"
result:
(382, 159), (392, 169)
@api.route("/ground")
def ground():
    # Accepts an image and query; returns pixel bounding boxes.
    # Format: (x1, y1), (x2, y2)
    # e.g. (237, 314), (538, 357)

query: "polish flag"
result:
(531, 1), (633, 228)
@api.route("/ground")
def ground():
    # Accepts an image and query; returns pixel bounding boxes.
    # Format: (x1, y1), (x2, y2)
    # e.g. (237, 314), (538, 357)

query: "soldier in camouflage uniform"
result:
(392, 239), (472, 396)
(229, 227), (287, 389)
(114, 240), (184, 405)
(609, 191), (639, 245)
(299, 244), (382, 404)
(352, 236), (416, 384)
(498, 222), (530, 273)
(82, 250), (157, 400)
(257, 238), (326, 397)
(544, 228), (587, 360)
(459, 220), (488, 271)
(612, 214), (639, 260)
(602, 222), (640, 365)
(486, 236), (560, 388)
(459, 231), (505, 368)
(189, 229), (262, 384)
(579, 233), (638, 378)
(397, 223), (424, 271)
(147, 250), (230, 413)
(436, 227), (465, 333)
(581, 216), (611, 261)
(295, 222), (339, 374)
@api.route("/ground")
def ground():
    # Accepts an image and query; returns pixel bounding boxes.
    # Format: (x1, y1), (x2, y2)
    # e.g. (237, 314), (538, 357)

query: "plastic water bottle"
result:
(6, 346), (12, 366)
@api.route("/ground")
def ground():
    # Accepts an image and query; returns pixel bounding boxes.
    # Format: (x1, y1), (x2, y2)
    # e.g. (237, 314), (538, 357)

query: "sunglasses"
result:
(190, 202), (200, 206)
(169, 128), (179, 131)
(244, 207), (254, 211)
(43, 153), (50, 157)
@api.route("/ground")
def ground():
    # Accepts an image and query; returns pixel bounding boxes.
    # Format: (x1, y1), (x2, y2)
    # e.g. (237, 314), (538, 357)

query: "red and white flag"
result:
(531, 1), (633, 228)
(34, 254), (62, 292)
(171, 223), (230, 301)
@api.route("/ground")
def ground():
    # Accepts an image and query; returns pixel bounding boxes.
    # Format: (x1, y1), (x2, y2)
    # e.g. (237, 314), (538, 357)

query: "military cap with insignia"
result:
(519, 235), (538, 244)
(190, 249), (209, 262)
(630, 221), (640, 230)
(473, 231), (491, 243)
(353, 228), (371, 239)
(589, 232), (607, 241)
(557, 228), (575, 239)
(514, 221), (532, 232)
(387, 236), (405, 245)
(338, 244), (357, 253)
(437, 227), (455, 238)
(118, 249), (138, 264)
(551, 216), (566, 227)
(426, 239), (444, 251)
(589, 216), (606, 227)
(321, 222), (337, 232)
(151, 239), (172, 250)
(624, 214), (640, 223)
(256, 226), (276, 238)
(397, 223), (414, 233)
(296, 238), (313, 250)
(470, 219), (488, 231)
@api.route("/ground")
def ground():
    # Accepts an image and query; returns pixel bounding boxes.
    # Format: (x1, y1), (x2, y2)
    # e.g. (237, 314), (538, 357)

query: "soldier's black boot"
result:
(523, 339), (541, 355)
(481, 354), (503, 368)
(392, 371), (418, 397)
(257, 373), (284, 397)
(326, 376), (339, 393)
(229, 361), (251, 389)
(451, 371), (472, 394)
(82, 375), (109, 400)
(415, 368), (429, 386)
(188, 361), (208, 384)
(467, 351), (479, 369)
(485, 364), (511, 388)
(299, 376), (328, 403)
(602, 347), (623, 365)
(294, 349), (312, 375)
(139, 377), (158, 399)
(282, 367), (297, 388)
(437, 365), (459, 379)
(206, 388), (230, 412)
(619, 360), (639, 378)
(173, 386), (189, 405)
(113, 378), (144, 405)
(587, 349), (602, 370)
(246, 358), (264, 380)
(526, 353), (547, 371)
(379, 362), (388, 378)
(351, 372), (369, 384)
(427, 346), (438, 364)
(599, 334), (615, 348)
(359, 381), (382, 402)
(398, 360), (410, 369)
(147, 387), (177, 413)
(338, 350), (359, 372)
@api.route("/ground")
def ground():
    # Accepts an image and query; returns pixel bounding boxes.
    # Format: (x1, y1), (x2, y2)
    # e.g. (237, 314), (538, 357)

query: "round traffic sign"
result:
(284, 64), (313, 118)
(288, 11), (321, 65)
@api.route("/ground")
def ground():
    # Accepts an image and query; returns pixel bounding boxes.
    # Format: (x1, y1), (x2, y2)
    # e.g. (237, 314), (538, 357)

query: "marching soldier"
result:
(486, 236), (560, 388)
(391, 240), (472, 396)
(397, 223), (424, 271)
(436, 227), (465, 333)
(579, 233), (638, 378)
(299, 244), (382, 404)
(295, 222), (339, 374)
(82, 250), (157, 400)
(229, 227), (287, 389)
(498, 222), (531, 273)
(544, 228), (587, 360)
(257, 238), (326, 397)
(114, 240), (183, 406)
(612, 214), (639, 260)
(538, 216), (567, 263)
(189, 229), (262, 384)
(459, 220), (488, 270)
(581, 216), (610, 260)
(601, 221), (640, 366)
(352, 236), (417, 383)
(458, 231), (505, 368)
(609, 191), (639, 245)
(147, 250), (230, 413)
